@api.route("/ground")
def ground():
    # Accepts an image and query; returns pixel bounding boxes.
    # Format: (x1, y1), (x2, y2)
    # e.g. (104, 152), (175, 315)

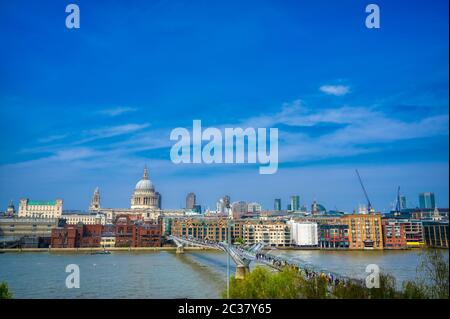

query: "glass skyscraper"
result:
(400, 195), (407, 210)
(419, 192), (436, 209)
(274, 198), (281, 211)
(290, 195), (300, 211)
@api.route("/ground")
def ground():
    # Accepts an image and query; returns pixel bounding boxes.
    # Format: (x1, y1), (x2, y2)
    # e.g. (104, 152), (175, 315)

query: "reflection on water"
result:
(0, 250), (435, 298)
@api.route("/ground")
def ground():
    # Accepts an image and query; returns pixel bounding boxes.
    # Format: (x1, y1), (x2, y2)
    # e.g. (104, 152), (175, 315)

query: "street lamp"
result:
(226, 217), (234, 299)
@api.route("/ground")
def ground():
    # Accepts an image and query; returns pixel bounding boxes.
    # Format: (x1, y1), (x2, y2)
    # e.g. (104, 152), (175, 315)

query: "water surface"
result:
(0, 250), (432, 298)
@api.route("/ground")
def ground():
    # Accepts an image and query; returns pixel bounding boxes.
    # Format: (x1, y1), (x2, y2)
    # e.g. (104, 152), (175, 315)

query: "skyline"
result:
(0, 0), (449, 212)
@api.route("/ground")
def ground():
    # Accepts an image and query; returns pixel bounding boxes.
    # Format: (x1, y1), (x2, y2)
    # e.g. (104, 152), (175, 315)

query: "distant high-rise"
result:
(247, 202), (262, 213)
(419, 192), (436, 209)
(290, 195), (300, 211)
(223, 195), (231, 208)
(186, 192), (196, 210)
(231, 201), (247, 219)
(156, 192), (162, 209)
(274, 198), (281, 211)
(287, 204), (292, 211)
(400, 195), (407, 210)
(193, 204), (201, 213)
(216, 195), (231, 214)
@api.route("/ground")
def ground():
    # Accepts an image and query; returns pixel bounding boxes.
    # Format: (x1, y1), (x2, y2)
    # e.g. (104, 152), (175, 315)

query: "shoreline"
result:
(0, 246), (424, 253)
(0, 246), (212, 253)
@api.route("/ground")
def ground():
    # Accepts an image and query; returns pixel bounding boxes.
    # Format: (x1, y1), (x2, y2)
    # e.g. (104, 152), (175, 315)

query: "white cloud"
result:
(4, 97), (448, 210)
(97, 106), (138, 117)
(37, 134), (69, 143)
(76, 123), (150, 144)
(239, 100), (448, 163)
(319, 85), (350, 96)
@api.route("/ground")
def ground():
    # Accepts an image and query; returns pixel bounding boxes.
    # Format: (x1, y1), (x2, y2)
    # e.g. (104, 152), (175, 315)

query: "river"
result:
(0, 250), (432, 298)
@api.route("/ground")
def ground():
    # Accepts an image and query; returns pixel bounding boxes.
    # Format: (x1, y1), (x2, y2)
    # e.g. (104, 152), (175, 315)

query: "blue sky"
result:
(0, 0), (448, 212)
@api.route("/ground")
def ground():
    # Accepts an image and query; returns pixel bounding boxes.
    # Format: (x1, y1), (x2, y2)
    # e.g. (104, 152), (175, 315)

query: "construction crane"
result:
(395, 186), (401, 215)
(355, 169), (373, 213)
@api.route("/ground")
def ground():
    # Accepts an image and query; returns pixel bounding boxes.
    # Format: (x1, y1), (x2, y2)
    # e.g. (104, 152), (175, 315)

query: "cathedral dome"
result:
(135, 179), (154, 191)
(134, 167), (154, 191)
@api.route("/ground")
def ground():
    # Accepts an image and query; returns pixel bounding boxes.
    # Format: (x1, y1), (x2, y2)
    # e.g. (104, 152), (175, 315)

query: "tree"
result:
(0, 282), (12, 299)
(223, 250), (450, 299)
(401, 281), (427, 299)
(417, 249), (449, 299)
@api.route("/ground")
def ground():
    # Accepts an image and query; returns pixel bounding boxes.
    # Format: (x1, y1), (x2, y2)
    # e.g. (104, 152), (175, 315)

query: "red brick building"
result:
(78, 224), (102, 247)
(51, 224), (103, 248)
(51, 216), (162, 248)
(382, 219), (407, 249)
(115, 215), (134, 247)
(114, 215), (162, 247)
(133, 222), (162, 247)
(51, 226), (78, 248)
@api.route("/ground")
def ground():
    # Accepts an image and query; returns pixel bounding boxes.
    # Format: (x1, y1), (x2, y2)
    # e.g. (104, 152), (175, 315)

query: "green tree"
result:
(0, 282), (12, 299)
(332, 280), (369, 299)
(401, 281), (427, 299)
(417, 249), (449, 299)
(223, 250), (450, 299)
(368, 273), (399, 299)
(224, 266), (302, 299)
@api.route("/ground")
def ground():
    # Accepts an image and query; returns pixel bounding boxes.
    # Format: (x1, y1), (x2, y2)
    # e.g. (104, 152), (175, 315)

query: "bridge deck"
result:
(168, 236), (362, 284)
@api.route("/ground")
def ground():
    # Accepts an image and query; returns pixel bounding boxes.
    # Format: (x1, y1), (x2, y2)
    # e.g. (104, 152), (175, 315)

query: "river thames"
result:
(0, 250), (430, 298)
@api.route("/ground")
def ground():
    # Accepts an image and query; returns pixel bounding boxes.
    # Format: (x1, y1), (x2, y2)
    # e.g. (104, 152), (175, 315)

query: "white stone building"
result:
(287, 221), (318, 246)
(247, 202), (262, 213)
(18, 199), (63, 219)
(61, 212), (107, 225)
(243, 220), (290, 247)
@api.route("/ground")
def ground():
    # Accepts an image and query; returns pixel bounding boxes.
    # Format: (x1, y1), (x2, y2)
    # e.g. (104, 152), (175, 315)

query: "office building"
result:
(422, 221), (449, 248)
(319, 224), (349, 248)
(247, 202), (262, 213)
(400, 195), (407, 210)
(18, 199), (63, 219)
(381, 219), (407, 249)
(419, 192), (436, 209)
(242, 220), (290, 247)
(170, 217), (237, 242)
(61, 212), (106, 225)
(290, 195), (300, 211)
(0, 217), (61, 239)
(288, 221), (318, 246)
(231, 201), (247, 219)
(274, 199), (281, 211)
(186, 193), (196, 210)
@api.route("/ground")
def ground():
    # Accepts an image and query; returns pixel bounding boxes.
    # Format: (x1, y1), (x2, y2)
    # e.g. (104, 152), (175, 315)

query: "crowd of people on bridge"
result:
(178, 236), (361, 288)
(254, 252), (355, 287)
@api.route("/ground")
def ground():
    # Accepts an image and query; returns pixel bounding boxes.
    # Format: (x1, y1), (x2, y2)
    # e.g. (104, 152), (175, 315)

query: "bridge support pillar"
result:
(235, 265), (250, 280)
(176, 246), (184, 254)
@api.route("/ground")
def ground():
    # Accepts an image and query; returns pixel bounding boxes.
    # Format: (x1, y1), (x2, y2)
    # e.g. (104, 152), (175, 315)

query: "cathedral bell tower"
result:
(89, 187), (101, 211)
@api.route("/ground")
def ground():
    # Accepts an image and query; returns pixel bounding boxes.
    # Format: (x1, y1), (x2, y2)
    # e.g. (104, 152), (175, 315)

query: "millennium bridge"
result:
(168, 235), (360, 285)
